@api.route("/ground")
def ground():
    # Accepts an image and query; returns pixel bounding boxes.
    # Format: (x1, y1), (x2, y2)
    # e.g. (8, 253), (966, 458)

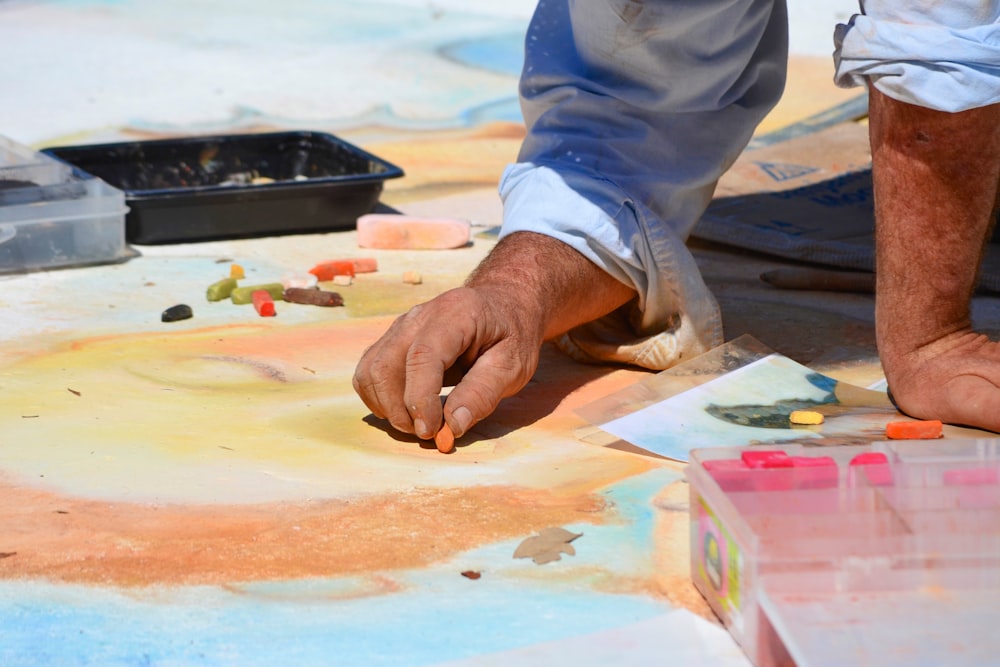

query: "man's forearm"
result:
(466, 231), (636, 342)
(870, 87), (1000, 367)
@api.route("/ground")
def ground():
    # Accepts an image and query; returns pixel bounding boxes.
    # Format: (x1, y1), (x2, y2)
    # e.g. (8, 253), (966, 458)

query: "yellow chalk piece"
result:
(789, 410), (824, 425)
(230, 264), (246, 280)
(402, 271), (423, 285)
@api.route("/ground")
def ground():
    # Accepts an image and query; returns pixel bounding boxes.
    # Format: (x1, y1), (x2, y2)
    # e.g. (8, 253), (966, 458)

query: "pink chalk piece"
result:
(789, 456), (837, 468)
(849, 452), (893, 487)
(741, 450), (793, 469)
(356, 213), (471, 250)
(849, 452), (889, 467)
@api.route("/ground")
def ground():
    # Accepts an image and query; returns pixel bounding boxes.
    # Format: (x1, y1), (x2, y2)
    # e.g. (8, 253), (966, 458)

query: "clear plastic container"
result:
(0, 135), (129, 274)
(682, 439), (1000, 666)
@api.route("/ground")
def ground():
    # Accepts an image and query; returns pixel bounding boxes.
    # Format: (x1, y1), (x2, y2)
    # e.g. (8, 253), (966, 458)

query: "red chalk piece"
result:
(356, 214), (471, 250)
(252, 290), (276, 317)
(309, 260), (356, 281)
(885, 419), (943, 440)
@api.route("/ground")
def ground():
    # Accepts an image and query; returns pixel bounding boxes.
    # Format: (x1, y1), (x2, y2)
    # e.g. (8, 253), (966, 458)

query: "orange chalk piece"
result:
(351, 257), (378, 273)
(435, 423), (455, 454)
(357, 214), (471, 250)
(251, 290), (276, 317)
(309, 260), (355, 281)
(885, 419), (943, 440)
(229, 263), (245, 279)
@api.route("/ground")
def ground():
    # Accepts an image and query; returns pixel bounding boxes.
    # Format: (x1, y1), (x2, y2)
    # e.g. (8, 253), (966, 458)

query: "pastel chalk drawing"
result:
(0, 313), (676, 665)
(593, 352), (897, 462)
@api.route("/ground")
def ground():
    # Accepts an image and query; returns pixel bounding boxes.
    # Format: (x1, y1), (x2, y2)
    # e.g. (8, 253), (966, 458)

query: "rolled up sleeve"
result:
(835, 2), (1000, 112)
(500, 0), (788, 370)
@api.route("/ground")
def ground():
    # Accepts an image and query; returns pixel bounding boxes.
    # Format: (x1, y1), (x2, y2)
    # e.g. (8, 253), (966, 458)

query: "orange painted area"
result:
(1, 311), (668, 596)
(0, 474), (607, 588)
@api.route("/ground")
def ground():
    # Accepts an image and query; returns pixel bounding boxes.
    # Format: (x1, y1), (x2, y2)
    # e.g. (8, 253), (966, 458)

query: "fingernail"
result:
(451, 406), (473, 437)
(413, 418), (430, 439)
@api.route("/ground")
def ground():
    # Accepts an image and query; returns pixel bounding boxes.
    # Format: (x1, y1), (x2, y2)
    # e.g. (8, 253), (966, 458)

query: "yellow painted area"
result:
(2, 318), (655, 505)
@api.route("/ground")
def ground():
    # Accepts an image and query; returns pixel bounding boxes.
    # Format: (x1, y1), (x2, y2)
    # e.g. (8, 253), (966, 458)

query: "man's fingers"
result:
(353, 311), (431, 435)
(442, 342), (538, 439)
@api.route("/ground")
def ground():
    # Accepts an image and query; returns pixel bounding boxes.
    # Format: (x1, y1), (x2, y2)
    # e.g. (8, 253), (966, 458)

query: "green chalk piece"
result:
(230, 283), (285, 305)
(206, 277), (238, 302)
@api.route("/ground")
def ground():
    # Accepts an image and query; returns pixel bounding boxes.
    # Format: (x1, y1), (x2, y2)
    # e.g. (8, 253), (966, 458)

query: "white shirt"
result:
(500, 0), (999, 369)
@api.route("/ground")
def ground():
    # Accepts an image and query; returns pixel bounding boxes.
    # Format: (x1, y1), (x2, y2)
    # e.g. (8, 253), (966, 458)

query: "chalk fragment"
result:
(281, 272), (319, 290)
(206, 277), (238, 302)
(741, 450), (793, 469)
(231, 283), (285, 305)
(435, 422), (455, 454)
(402, 271), (423, 285)
(849, 452), (892, 486)
(789, 410), (824, 425)
(885, 419), (943, 440)
(332, 275), (353, 286)
(309, 260), (355, 281)
(283, 287), (344, 307)
(161, 304), (193, 322)
(357, 214), (471, 250)
(229, 263), (245, 280)
(513, 527), (582, 565)
(351, 257), (378, 273)
(252, 290), (276, 317)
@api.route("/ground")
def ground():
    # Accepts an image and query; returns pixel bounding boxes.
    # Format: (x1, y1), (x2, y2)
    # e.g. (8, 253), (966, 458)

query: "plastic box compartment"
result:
(42, 131), (404, 244)
(683, 440), (1000, 667)
(0, 135), (129, 274)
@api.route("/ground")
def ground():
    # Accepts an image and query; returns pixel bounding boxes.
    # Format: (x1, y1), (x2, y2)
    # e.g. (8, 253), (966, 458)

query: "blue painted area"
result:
(0, 469), (683, 666)
(441, 34), (525, 78)
(1, 0), (533, 142)
(0, 574), (669, 666)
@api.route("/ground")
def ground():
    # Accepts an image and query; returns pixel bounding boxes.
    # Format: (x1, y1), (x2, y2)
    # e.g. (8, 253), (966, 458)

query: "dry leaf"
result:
(513, 526), (582, 565)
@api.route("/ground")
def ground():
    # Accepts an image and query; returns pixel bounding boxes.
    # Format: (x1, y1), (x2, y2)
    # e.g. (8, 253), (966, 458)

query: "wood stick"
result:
(759, 267), (875, 293)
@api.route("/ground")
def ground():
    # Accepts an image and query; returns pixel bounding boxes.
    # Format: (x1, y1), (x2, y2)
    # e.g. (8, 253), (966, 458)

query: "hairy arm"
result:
(353, 231), (635, 441)
(870, 85), (1000, 430)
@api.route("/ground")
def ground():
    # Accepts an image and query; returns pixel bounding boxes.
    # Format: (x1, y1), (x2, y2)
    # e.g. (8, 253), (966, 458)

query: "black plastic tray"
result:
(43, 131), (404, 244)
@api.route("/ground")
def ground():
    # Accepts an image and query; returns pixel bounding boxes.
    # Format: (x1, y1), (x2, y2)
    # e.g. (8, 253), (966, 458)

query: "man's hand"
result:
(869, 86), (1000, 431)
(352, 284), (545, 442)
(352, 232), (636, 444)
